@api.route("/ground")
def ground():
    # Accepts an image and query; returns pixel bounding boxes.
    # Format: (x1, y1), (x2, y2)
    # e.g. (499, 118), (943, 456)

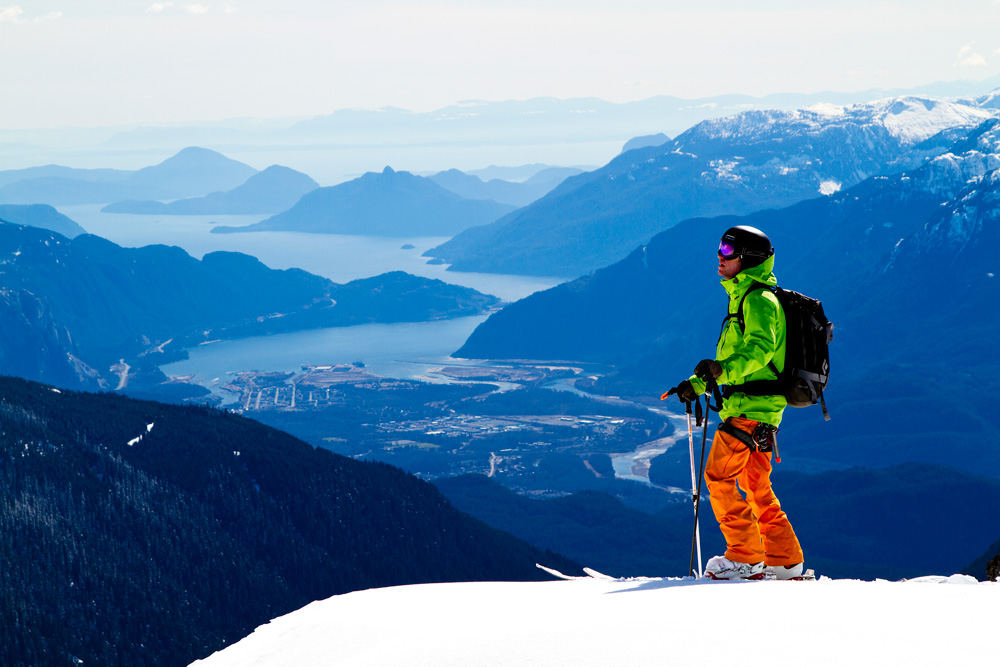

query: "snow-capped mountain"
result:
(426, 97), (998, 278)
(972, 86), (1000, 110)
(680, 96), (992, 147)
(190, 574), (996, 667)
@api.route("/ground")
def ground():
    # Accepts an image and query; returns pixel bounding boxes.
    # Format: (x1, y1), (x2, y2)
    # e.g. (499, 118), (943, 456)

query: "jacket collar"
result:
(721, 254), (778, 298)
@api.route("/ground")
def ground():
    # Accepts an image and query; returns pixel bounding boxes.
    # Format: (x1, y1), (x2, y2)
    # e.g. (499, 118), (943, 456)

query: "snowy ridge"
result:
(916, 168), (1000, 253)
(190, 575), (996, 667)
(975, 87), (1000, 110)
(682, 96), (995, 148)
(910, 119), (1000, 195)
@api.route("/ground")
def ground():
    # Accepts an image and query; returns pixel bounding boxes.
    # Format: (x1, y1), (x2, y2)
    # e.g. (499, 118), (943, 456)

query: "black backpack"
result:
(722, 283), (833, 420)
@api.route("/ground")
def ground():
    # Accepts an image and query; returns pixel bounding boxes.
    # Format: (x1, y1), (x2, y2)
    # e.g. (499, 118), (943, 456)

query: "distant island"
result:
(0, 146), (258, 206)
(212, 166), (516, 237)
(101, 165), (319, 215)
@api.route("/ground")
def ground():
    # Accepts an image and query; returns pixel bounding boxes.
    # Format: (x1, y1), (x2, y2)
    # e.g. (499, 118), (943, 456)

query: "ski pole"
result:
(686, 399), (703, 578)
(690, 385), (715, 578)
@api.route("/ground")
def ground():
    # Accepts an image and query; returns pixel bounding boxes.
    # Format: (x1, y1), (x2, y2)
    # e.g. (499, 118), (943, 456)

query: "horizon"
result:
(2, 1), (1000, 129)
(3, 83), (1000, 132)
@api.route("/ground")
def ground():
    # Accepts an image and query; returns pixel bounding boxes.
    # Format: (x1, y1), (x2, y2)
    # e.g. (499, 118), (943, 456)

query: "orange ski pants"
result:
(704, 417), (803, 566)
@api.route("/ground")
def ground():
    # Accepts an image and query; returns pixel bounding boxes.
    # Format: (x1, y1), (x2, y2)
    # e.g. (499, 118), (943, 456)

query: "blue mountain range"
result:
(101, 165), (319, 215)
(427, 97), (997, 277)
(0, 147), (257, 205)
(213, 166), (516, 237)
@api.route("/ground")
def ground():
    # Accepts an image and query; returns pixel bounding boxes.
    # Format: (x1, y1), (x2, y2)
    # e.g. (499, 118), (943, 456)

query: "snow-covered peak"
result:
(683, 96), (996, 148)
(873, 97), (995, 144)
(190, 574), (996, 667)
(975, 87), (1000, 110)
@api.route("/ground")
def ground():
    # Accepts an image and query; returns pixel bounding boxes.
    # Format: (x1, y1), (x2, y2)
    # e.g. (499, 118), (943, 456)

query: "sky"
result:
(2, 1), (1000, 128)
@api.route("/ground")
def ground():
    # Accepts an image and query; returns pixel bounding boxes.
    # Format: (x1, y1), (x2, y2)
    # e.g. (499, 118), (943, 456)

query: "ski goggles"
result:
(718, 240), (739, 259)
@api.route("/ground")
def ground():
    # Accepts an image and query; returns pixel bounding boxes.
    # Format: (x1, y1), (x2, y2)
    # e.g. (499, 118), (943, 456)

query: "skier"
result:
(665, 225), (804, 580)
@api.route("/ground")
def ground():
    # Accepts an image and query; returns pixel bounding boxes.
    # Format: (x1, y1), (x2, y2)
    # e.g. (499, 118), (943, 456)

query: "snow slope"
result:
(191, 572), (996, 667)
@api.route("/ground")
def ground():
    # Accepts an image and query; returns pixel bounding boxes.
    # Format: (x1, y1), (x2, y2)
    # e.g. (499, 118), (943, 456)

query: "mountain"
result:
(0, 204), (86, 237)
(0, 223), (499, 389)
(429, 167), (583, 207)
(467, 163), (576, 182)
(126, 146), (258, 197)
(0, 289), (102, 389)
(101, 165), (319, 215)
(189, 573), (994, 667)
(0, 375), (576, 667)
(0, 147), (258, 205)
(212, 166), (517, 236)
(426, 97), (997, 277)
(0, 164), (130, 188)
(453, 120), (1000, 478)
(622, 132), (670, 152)
(970, 86), (1000, 110)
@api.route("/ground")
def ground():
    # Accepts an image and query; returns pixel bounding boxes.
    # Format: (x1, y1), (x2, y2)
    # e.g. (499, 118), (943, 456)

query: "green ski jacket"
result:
(689, 255), (787, 426)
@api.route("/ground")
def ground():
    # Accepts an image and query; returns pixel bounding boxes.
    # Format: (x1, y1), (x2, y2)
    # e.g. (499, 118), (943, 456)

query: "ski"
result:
(536, 564), (621, 581)
(582, 567), (617, 581)
(538, 563), (819, 583)
(763, 568), (817, 581)
(536, 564), (589, 580)
(536, 564), (662, 583)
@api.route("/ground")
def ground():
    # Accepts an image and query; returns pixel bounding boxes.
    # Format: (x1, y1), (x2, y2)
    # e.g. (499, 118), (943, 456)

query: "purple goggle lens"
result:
(718, 241), (738, 259)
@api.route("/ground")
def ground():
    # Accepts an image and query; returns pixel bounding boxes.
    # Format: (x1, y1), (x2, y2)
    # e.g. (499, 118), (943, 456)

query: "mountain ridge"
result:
(101, 165), (319, 215)
(427, 96), (997, 277)
(0, 147), (258, 206)
(213, 166), (516, 237)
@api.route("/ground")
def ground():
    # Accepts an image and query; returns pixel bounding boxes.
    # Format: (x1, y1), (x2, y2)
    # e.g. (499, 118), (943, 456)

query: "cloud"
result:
(0, 5), (23, 24)
(185, 4), (210, 13)
(957, 41), (987, 67)
(147, 2), (174, 11)
(34, 11), (62, 23)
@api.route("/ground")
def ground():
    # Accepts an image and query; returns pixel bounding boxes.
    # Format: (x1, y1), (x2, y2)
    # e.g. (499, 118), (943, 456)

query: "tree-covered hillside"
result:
(0, 376), (575, 667)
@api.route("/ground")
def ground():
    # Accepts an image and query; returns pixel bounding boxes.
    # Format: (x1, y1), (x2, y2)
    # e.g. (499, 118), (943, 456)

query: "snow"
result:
(875, 97), (995, 144)
(819, 180), (842, 195)
(190, 573), (997, 667)
(692, 96), (996, 148)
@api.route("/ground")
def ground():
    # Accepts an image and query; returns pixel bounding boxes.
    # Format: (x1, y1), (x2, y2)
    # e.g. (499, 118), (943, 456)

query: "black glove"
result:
(662, 379), (698, 403)
(694, 359), (722, 380)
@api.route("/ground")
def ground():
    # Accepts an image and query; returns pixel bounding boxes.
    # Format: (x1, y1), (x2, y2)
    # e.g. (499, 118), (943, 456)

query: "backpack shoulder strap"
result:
(720, 282), (772, 335)
(719, 282), (780, 378)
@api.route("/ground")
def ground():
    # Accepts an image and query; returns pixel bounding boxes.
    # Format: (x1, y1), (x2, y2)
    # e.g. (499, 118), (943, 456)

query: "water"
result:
(545, 377), (687, 488)
(161, 315), (491, 385)
(55, 204), (563, 385)
(60, 205), (564, 303)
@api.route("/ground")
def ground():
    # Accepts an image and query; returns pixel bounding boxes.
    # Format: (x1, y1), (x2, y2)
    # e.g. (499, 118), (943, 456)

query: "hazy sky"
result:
(2, 0), (1000, 128)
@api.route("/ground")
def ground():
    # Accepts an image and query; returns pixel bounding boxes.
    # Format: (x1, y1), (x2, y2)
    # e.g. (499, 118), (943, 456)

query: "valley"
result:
(201, 360), (679, 499)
